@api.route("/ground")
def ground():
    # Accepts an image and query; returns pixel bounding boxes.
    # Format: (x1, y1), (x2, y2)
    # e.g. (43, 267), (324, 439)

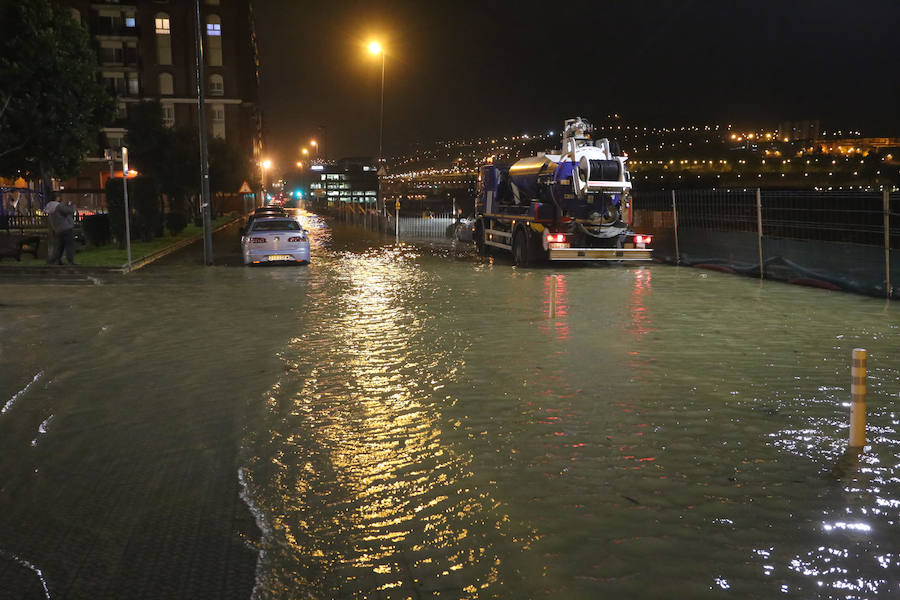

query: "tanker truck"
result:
(474, 117), (652, 266)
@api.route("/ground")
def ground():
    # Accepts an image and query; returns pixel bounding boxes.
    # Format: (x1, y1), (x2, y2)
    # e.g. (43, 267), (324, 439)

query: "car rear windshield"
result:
(251, 220), (302, 231)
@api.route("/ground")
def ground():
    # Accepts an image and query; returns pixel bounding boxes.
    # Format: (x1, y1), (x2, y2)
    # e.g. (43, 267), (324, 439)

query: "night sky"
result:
(254, 0), (900, 165)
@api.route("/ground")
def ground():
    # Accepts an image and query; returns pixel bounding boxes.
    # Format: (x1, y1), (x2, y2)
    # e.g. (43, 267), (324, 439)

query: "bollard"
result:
(549, 274), (558, 319)
(849, 348), (867, 448)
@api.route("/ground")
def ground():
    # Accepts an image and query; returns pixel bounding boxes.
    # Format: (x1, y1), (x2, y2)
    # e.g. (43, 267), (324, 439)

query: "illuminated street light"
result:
(310, 139), (318, 158)
(261, 159), (272, 195)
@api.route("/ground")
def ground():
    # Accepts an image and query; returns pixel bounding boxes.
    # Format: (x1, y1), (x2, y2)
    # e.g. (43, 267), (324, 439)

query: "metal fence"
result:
(319, 204), (461, 242)
(1, 212), (90, 232)
(633, 188), (899, 298)
(397, 213), (456, 239)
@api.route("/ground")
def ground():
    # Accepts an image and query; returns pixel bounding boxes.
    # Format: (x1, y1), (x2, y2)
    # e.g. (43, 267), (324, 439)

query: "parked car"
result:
(241, 206), (287, 235)
(241, 217), (310, 265)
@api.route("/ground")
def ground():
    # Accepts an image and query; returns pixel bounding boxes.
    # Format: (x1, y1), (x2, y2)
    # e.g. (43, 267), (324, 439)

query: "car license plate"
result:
(267, 255), (291, 261)
(549, 242), (570, 249)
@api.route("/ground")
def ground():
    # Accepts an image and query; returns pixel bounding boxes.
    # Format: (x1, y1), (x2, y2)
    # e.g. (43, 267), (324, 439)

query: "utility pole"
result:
(194, 0), (213, 265)
(121, 147), (132, 269)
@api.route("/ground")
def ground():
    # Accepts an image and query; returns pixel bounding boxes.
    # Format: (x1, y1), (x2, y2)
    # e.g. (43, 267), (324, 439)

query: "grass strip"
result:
(4, 217), (234, 268)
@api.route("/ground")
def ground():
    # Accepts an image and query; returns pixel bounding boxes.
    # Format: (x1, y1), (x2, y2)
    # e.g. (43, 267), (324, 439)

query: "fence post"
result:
(885, 190), (892, 299)
(756, 188), (763, 280)
(671, 189), (680, 265)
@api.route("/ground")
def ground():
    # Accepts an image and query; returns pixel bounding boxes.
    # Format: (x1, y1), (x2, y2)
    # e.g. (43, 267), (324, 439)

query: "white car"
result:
(241, 216), (310, 265)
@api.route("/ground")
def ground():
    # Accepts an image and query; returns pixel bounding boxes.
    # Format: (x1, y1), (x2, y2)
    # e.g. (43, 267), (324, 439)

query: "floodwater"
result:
(1, 210), (898, 600)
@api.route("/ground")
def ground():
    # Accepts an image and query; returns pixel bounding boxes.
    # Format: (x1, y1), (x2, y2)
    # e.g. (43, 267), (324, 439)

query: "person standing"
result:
(44, 198), (60, 264)
(49, 200), (76, 265)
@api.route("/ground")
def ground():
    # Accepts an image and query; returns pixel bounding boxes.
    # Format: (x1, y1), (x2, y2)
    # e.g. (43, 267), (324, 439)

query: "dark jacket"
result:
(50, 203), (75, 233)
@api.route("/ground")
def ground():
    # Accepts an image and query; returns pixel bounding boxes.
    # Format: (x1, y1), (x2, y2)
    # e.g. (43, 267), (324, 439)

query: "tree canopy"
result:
(0, 0), (114, 198)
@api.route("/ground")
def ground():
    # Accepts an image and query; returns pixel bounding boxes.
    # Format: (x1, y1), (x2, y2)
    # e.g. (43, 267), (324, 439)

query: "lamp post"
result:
(368, 41), (385, 163)
(194, 0), (213, 265)
(121, 146), (132, 269)
(310, 140), (318, 159)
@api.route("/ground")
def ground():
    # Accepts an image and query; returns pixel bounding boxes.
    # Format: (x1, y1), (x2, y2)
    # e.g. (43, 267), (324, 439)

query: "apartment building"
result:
(60, 0), (262, 204)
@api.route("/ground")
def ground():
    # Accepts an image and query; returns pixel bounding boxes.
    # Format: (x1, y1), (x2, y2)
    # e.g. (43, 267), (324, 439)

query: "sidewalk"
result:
(0, 217), (238, 277)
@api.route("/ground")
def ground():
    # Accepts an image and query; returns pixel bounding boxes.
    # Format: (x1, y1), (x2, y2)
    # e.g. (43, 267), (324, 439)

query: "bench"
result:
(0, 235), (41, 261)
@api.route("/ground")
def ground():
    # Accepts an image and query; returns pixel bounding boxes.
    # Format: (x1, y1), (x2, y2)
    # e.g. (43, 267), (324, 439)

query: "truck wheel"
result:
(475, 222), (488, 256)
(513, 228), (531, 267)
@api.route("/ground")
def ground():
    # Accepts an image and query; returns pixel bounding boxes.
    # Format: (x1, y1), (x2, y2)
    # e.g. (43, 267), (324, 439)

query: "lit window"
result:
(155, 17), (170, 34)
(206, 16), (223, 66)
(155, 13), (172, 65)
(125, 17), (135, 28)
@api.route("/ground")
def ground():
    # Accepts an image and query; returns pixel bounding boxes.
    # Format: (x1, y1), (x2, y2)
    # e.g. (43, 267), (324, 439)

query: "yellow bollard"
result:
(849, 348), (867, 448)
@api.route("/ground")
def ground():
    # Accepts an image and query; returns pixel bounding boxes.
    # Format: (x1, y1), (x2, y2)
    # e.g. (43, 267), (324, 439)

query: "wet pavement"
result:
(1, 212), (898, 599)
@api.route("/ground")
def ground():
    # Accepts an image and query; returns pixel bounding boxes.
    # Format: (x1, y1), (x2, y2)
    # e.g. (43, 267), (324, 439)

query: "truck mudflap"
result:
(547, 247), (653, 261)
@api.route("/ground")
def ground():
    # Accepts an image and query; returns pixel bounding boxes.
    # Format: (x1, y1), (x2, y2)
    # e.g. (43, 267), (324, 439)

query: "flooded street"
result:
(1, 211), (898, 599)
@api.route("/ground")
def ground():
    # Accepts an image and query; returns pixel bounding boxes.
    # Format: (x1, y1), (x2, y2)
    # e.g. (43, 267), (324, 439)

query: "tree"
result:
(208, 137), (258, 216)
(208, 137), (253, 198)
(123, 101), (171, 185)
(0, 0), (114, 203)
(123, 101), (198, 223)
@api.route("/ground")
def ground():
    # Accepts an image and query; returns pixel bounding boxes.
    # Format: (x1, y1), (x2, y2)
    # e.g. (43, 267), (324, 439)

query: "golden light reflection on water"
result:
(245, 244), (526, 598)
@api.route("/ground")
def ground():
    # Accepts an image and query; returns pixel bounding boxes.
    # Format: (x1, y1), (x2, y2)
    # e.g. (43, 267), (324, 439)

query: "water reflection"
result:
(242, 242), (519, 598)
(239, 216), (900, 599)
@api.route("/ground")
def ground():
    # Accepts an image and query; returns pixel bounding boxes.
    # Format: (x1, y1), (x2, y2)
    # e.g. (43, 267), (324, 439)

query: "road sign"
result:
(238, 181), (253, 194)
(395, 200), (401, 210)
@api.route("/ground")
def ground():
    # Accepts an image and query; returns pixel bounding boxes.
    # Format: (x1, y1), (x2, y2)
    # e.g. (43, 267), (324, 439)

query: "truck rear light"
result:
(635, 235), (652, 245)
(250, 237), (266, 243)
(548, 233), (566, 242)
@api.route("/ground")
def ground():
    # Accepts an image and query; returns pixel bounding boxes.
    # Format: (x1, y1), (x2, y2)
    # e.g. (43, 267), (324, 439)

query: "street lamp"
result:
(261, 159), (272, 200)
(368, 40), (385, 163)
(310, 140), (318, 158)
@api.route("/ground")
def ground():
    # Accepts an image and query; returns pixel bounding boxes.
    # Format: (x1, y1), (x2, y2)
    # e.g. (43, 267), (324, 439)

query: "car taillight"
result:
(288, 236), (304, 242)
(635, 235), (652, 245)
(250, 237), (266, 243)
(548, 233), (566, 242)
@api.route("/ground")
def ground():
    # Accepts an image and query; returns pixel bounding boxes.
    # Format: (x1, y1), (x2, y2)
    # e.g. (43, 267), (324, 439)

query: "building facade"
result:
(307, 158), (380, 209)
(59, 0), (262, 208)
